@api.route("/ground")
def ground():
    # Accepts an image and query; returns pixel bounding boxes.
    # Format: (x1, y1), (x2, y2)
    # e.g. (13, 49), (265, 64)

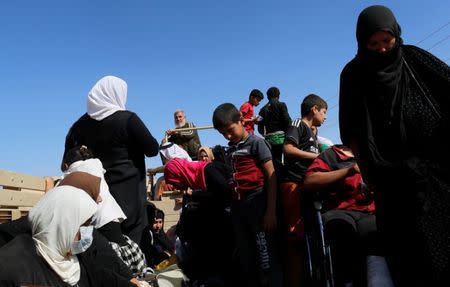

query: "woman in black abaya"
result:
(339, 5), (450, 286)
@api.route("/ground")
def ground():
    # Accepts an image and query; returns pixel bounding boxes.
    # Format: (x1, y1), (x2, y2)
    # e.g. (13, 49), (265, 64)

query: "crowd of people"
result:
(0, 4), (449, 287)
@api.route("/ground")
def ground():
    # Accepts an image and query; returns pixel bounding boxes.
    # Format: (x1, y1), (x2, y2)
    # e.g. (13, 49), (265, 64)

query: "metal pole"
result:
(164, 125), (214, 142)
(168, 125), (214, 132)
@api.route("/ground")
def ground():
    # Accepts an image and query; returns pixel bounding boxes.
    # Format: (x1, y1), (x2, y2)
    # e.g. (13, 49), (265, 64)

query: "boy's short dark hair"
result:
(249, 89), (264, 101)
(301, 94), (328, 117)
(266, 87), (280, 100)
(212, 103), (241, 130)
(155, 209), (165, 220)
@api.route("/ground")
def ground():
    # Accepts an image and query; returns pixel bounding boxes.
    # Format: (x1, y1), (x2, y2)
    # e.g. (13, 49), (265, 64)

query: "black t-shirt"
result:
(257, 99), (292, 135)
(282, 119), (319, 183)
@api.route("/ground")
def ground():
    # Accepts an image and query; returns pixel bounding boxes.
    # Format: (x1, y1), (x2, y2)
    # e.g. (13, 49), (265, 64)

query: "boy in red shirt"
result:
(304, 145), (376, 286)
(240, 89), (264, 134)
(213, 103), (282, 287)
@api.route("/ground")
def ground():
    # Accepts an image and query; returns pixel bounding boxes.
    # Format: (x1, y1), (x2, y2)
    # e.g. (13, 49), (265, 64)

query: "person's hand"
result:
(130, 278), (151, 287)
(166, 129), (175, 136)
(347, 163), (360, 176)
(353, 162), (360, 173)
(130, 278), (139, 286)
(263, 209), (277, 233)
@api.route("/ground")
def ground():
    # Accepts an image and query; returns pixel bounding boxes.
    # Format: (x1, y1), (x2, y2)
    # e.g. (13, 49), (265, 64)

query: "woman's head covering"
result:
(160, 142), (192, 163)
(164, 158), (209, 190)
(356, 5), (402, 50)
(59, 171), (101, 201)
(87, 75), (127, 121)
(197, 146), (215, 162)
(64, 159), (127, 228)
(28, 186), (97, 286)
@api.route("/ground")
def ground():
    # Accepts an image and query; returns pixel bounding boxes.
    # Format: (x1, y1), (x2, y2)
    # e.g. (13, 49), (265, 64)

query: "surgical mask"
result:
(71, 225), (94, 255)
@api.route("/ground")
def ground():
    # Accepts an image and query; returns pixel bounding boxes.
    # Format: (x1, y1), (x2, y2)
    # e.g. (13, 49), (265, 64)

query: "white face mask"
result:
(71, 225), (94, 255)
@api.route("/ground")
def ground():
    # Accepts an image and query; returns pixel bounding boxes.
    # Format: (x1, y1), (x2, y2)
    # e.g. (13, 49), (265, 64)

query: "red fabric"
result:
(239, 101), (254, 133)
(280, 182), (304, 241)
(164, 158), (209, 190)
(305, 147), (375, 213)
(232, 155), (265, 193)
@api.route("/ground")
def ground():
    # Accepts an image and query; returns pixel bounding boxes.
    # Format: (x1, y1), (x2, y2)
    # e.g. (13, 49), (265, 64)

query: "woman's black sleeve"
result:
(128, 113), (159, 157)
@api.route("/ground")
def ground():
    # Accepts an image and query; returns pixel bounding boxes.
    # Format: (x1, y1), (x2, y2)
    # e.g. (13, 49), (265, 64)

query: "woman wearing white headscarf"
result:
(62, 145), (147, 275)
(62, 76), (159, 245)
(0, 186), (97, 286)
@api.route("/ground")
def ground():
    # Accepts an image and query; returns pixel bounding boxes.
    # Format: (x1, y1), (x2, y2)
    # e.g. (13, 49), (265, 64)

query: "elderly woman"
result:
(0, 186), (97, 286)
(62, 75), (159, 244)
(339, 5), (450, 286)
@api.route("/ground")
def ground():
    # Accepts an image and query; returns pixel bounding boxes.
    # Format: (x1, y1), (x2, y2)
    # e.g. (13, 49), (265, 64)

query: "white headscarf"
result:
(28, 186), (97, 286)
(87, 75), (127, 121)
(64, 158), (127, 228)
(160, 142), (192, 162)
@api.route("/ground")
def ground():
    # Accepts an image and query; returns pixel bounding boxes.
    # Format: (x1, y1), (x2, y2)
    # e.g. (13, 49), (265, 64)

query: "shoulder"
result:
(290, 118), (303, 127)
(403, 44), (449, 70)
(249, 135), (270, 150)
(279, 101), (288, 108)
(116, 110), (137, 119)
(402, 45), (430, 58)
(318, 147), (337, 162)
(240, 102), (251, 110)
(70, 113), (91, 128)
(248, 135), (271, 159)
(340, 57), (360, 80)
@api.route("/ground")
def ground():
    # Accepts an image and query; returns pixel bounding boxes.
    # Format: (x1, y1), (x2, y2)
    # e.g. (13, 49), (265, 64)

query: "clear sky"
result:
(1, 0), (449, 177)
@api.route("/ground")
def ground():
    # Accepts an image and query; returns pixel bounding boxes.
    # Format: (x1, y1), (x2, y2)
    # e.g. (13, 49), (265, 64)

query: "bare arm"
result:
(283, 142), (318, 160)
(303, 164), (359, 191)
(262, 160), (277, 232)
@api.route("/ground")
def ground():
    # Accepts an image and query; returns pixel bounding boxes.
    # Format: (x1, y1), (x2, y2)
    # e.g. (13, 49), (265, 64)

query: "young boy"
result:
(240, 89), (264, 134)
(280, 93), (327, 287)
(303, 145), (378, 286)
(213, 103), (282, 287)
(257, 86), (292, 176)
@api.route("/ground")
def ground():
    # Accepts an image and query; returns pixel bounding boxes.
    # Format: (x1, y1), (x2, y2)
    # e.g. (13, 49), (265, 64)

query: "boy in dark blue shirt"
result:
(213, 103), (282, 287)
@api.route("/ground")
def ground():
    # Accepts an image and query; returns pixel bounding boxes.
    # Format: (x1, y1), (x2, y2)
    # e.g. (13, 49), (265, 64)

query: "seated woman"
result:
(163, 158), (233, 285)
(0, 172), (142, 286)
(0, 185), (97, 286)
(146, 208), (175, 267)
(61, 145), (148, 275)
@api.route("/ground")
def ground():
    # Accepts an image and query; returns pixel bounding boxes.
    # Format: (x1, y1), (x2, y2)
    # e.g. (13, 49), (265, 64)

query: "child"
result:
(213, 103), (282, 287)
(303, 145), (378, 286)
(257, 86), (292, 175)
(280, 93), (327, 287)
(240, 89), (264, 134)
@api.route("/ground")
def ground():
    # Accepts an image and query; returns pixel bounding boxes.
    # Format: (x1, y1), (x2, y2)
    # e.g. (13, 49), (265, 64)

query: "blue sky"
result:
(1, 0), (449, 177)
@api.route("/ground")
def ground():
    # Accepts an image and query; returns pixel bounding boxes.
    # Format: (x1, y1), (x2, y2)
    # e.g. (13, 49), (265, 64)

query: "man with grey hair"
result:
(166, 109), (201, 160)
